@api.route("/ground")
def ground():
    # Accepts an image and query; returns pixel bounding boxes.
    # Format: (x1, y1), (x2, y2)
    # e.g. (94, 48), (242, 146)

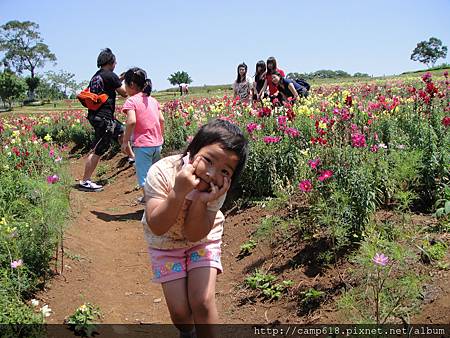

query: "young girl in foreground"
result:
(143, 119), (248, 338)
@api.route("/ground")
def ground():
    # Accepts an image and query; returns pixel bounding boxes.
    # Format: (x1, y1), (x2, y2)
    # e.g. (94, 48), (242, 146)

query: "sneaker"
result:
(79, 180), (103, 192)
(127, 157), (135, 164)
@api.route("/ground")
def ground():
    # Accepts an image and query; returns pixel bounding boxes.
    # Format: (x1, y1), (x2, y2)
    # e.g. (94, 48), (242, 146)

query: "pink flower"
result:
(284, 127), (300, 138)
(49, 149), (55, 158)
(422, 72), (432, 83)
(299, 179), (313, 192)
(55, 156), (62, 163)
(47, 175), (59, 184)
(373, 253), (389, 266)
(277, 115), (288, 128)
(246, 122), (259, 134)
(318, 170), (333, 182)
(370, 145), (379, 153)
(11, 259), (23, 269)
(263, 136), (282, 144)
(351, 133), (366, 148)
(308, 158), (321, 170)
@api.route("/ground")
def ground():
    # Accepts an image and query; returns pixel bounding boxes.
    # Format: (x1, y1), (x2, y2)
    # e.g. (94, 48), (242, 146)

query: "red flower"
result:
(318, 170), (333, 182)
(442, 116), (450, 128)
(308, 158), (321, 170)
(299, 179), (313, 192)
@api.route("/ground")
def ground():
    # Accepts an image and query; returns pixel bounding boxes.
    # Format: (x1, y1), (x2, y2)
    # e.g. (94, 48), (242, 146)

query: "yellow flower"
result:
(198, 249), (206, 256)
(79, 304), (88, 313)
(44, 134), (52, 142)
(0, 217), (6, 226)
(318, 121), (327, 130)
(12, 130), (20, 138)
(300, 149), (309, 156)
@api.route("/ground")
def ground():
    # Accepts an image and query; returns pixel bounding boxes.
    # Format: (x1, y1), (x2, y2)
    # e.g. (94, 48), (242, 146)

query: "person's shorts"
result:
(148, 239), (222, 283)
(88, 116), (123, 156)
(133, 146), (161, 187)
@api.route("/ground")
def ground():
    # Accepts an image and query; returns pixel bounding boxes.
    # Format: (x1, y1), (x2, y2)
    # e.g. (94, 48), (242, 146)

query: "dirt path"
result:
(37, 153), (450, 325)
(39, 155), (171, 324)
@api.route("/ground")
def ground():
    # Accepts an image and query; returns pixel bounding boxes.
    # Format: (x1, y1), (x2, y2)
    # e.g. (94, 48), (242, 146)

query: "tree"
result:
(46, 70), (78, 97)
(0, 70), (27, 108)
(410, 37), (448, 68)
(168, 71), (192, 86)
(0, 20), (57, 99)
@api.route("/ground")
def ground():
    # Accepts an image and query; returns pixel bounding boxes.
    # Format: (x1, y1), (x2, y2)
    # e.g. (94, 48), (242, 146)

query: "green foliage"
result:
(0, 291), (43, 324)
(0, 20), (57, 77)
(65, 303), (101, 337)
(253, 216), (283, 239)
(434, 184), (450, 219)
(238, 240), (256, 257)
(167, 71), (192, 86)
(0, 70), (27, 107)
(338, 225), (423, 323)
(410, 37), (448, 68)
(420, 240), (448, 263)
(245, 270), (293, 300)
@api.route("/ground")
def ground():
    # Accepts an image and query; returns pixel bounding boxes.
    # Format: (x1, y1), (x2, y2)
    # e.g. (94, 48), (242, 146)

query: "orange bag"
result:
(77, 88), (108, 110)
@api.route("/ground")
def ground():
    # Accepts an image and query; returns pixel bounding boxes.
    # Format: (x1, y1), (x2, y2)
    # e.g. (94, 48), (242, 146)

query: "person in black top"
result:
(79, 48), (127, 191)
(252, 60), (268, 104)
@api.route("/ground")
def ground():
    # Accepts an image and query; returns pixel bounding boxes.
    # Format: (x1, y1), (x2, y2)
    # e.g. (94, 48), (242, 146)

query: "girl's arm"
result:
(145, 191), (187, 236)
(146, 157), (202, 235)
(121, 109), (136, 153)
(232, 82), (238, 97)
(183, 199), (216, 242)
(183, 177), (230, 242)
(288, 83), (300, 100)
(159, 110), (165, 138)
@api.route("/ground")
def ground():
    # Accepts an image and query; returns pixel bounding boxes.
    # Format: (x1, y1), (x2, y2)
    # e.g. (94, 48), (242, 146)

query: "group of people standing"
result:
(77, 48), (249, 338)
(233, 56), (310, 106)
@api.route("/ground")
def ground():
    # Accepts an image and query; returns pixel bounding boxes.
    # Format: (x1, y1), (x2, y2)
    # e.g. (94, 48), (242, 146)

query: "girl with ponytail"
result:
(122, 67), (165, 202)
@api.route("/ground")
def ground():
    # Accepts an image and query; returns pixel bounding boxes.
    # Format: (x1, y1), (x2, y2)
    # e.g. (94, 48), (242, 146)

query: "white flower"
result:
(31, 299), (39, 307)
(40, 304), (52, 317)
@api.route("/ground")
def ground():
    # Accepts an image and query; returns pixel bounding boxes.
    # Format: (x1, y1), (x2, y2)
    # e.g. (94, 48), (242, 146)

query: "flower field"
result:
(0, 71), (449, 324)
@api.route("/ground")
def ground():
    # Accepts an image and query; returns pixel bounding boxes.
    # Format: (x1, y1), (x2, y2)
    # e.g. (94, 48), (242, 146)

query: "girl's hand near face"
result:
(173, 156), (201, 197)
(197, 176), (230, 203)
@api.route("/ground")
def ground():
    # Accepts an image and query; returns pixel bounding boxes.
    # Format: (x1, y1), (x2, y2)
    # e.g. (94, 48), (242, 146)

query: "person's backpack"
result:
(295, 78), (310, 91)
(77, 73), (108, 111)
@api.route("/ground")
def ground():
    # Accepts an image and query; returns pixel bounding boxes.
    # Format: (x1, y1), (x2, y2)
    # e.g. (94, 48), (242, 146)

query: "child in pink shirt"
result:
(121, 67), (165, 201)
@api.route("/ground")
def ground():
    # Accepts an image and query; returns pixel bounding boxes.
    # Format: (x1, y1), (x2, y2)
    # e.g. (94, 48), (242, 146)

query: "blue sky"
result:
(1, 0), (450, 90)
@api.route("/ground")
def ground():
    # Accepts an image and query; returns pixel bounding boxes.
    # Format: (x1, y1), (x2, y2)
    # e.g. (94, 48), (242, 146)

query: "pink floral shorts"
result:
(148, 239), (222, 283)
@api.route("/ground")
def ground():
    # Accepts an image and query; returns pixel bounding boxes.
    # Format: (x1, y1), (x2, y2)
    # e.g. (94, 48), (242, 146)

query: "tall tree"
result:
(168, 71), (192, 86)
(0, 70), (27, 108)
(0, 20), (57, 99)
(410, 37), (448, 68)
(46, 70), (77, 97)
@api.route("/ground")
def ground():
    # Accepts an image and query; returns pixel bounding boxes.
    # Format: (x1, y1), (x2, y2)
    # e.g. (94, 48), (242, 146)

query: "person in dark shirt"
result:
(271, 71), (309, 105)
(252, 60), (268, 104)
(79, 48), (127, 191)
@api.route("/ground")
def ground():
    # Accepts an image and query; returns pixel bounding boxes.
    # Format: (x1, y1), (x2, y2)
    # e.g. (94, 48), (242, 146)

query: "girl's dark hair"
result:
(266, 56), (277, 74)
(183, 118), (248, 187)
(255, 60), (266, 78)
(97, 48), (116, 68)
(124, 67), (152, 95)
(235, 62), (247, 84)
(272, 70), (282, 78)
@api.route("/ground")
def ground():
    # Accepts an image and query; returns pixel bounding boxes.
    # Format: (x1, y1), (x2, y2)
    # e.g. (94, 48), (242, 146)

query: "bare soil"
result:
(37, 153), (450, 325)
